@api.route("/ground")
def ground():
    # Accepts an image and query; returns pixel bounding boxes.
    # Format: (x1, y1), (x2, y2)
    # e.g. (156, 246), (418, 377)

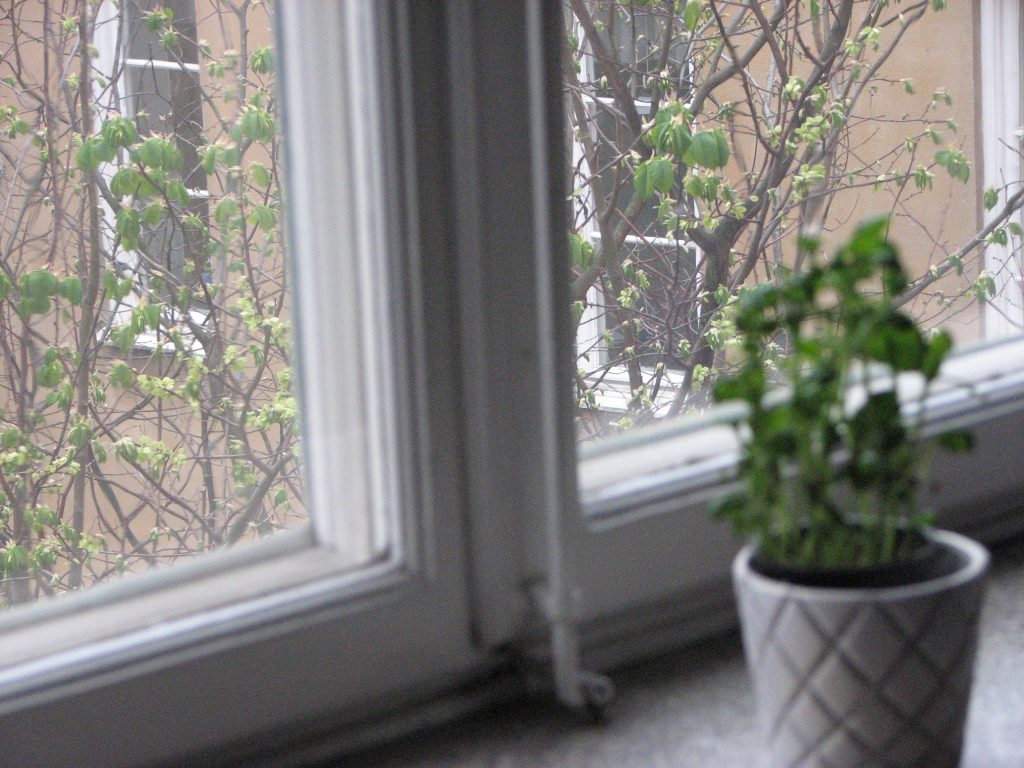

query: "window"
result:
(0, 3), (1023, 766)
(122, 0), (210, 292)
(568, 4), (700, 426)
(568, 1), (1024, 441)
(93, 0), (215, 341)
(0, 4), (492, 763)
(570, 0), (1024, 666)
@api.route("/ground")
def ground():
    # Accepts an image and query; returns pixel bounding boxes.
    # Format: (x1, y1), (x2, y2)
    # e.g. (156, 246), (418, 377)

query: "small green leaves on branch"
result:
(17, 269), (82, 316)
(983, 187), (999, 211)
(569, 232), (594, 269)
(934, 148), (970, 182)
(250, 47), (274, 75)
(76, 136), (115, 173)
(634, 156), (675, 200)
(134, 136), (182, 172)
(646, 102), (692, 158)
(101, 116), (138, 150)
(684, 129), (730, 170)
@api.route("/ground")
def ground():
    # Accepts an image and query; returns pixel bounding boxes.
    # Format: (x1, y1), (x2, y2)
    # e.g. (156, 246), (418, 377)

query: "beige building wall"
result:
(713, 3), (987, 342)
(831, 3), (984, 342)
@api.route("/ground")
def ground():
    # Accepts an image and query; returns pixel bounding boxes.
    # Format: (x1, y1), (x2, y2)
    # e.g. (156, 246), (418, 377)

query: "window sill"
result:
(335, 534), (1024, 768)
(102, 302), (211, 357)
(0, 525), (393, 712)
(578, 335), (1024, 524)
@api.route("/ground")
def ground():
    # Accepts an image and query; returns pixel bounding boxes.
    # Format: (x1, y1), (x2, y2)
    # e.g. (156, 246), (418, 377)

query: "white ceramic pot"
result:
(733, 529), (989, 768)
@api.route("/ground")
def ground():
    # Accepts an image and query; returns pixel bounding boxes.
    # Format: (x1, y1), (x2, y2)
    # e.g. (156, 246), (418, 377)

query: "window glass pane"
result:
(588, 4), (689, 103)
(125, 65), (206, 189)
(126, 0), (200, 64)
(0, 1), (352, 609)
(601, 238), (699, 374)
(566, 1), (1022, 443)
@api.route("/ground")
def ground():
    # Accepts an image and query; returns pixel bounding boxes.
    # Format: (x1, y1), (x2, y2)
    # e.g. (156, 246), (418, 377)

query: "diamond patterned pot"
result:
(733, 529), (989, 768)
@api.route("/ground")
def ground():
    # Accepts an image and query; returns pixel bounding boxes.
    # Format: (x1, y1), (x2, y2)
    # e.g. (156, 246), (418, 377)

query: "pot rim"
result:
(733, 528), (989, 601)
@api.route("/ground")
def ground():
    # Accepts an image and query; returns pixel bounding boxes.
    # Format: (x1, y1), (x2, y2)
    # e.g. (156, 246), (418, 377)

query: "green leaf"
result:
(102, 270), (122, 300)
(934, 148), (970, 183)
(922, 330), (952, 380)
(249, 204), (277, 232)
(983, 187), (999, 211)
(569, 232), (594, 269)
(3, 544), (29, 573)
(709, 491), (746, 521)
(142, 201), (165, 226)
(166, 181), (190, 205)
(683, 174), (705, 200)
(862, 311), (928, 371)
(183, 214), (206, 234)
(8, 119), (29, 137)
(110, 324), (137, 354)
(110, 168), (140, 199)
(18, 294), (50, 319)
(201, 145), (219, 174)
(938, 430), (973, 452)
(988, 228), (1008, 247)
(1, 429), (20, 449)
(713, 367), (765, 404)
(650, 111), (692, 158)
(139, 302), (161, 330)
(238, 107), (276, 142)
(75, 137), (114, 173)
(109, 361), (136, 389)
(648, 157), (675, 194)
(60, 276), (83, 305)
(115, 438), (139, 463)
(250, 46), (274, 75)
(116, 207), (142, 251)
(848, 392), (904, 459)
(69, 421), (93, 449)
(145, 8), (170, 32)
(214, 198), (239, 226)
(683, 1), (702, 32)
(135, 137), (181, 171)
(634, 161), (655, 201)
(21, 269), (58, 298)
(249, 162), (272, 188)
(684, 129), (729, 169)
(101, 116), (138, 149)
(37, 348), (63, 387)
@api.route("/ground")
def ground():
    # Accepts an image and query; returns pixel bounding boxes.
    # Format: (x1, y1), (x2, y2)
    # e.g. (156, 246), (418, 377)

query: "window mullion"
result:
(443, 0), (582, 651)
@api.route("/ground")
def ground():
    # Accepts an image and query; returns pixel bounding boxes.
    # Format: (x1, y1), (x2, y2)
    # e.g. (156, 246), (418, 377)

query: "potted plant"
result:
(712, 217), (989, 768)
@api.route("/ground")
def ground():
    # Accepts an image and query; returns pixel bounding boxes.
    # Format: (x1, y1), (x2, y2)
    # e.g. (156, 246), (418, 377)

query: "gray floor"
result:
(344, 537), (1024, 767)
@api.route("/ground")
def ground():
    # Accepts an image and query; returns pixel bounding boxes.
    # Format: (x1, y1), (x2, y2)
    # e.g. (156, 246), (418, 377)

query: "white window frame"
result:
(0, 3), (1022, 765)
(0, 4), (495, 763)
